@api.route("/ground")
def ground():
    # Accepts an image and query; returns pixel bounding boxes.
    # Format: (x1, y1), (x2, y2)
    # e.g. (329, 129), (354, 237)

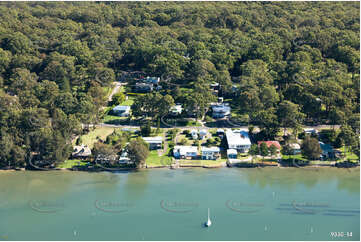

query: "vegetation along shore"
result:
(0, 2), (359, 172)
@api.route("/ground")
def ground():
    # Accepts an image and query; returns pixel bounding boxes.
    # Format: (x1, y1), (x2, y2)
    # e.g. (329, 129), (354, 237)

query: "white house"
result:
(72, 145), (92, 159)
(227, 149), (237, 159)
(304, 128), (318, 135)
(173, 146), (198, 159)
(190, 129), (198, 140)
(169, 104), (182, 116)
(199, 129), (208, 140)
(225, 129), (251, 153)
(118, 151), (133, 165)
(211, 103), (231, 118)
(142, 136), (163, 150)
(112, 105), (131, 117)
(201, 147), (220, 160)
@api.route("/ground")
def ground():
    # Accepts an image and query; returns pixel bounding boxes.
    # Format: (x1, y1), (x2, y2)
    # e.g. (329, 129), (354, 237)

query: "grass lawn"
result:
(146, 150), (173, 167)
(57, 160), (88, 168)
(120, 96), (134, 106)
(79, 127), (116, 148)
(103, 114), (128, 123)
(281, 153), (308, 161)
(340, 146), (359, 161)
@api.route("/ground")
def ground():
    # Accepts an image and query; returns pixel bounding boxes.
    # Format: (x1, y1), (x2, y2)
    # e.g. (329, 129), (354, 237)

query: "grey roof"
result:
(113, 105), (130, 112)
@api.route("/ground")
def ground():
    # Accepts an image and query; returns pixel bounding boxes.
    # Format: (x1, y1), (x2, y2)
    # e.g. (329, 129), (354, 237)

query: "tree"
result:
(248, 144), (259, 163)
(92, 141), (117, 165)
(301, 136), (322, 160)
(140, 120), (152, 137)
(281, 144), (293, 159)
(259, 142), (269, 162)
(339, 124), (357, 158)
(269, 144), (278, 157)
(111, 92), (125, 106)
(277, 101), (305, 135)
(127, 138), (149, 168)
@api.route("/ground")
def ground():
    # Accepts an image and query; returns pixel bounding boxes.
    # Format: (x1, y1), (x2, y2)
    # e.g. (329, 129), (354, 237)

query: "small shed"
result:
(227, 149), (237, 159)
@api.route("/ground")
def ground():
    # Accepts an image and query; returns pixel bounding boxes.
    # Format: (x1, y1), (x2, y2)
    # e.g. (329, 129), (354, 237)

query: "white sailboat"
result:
(205, 208), (212, 227)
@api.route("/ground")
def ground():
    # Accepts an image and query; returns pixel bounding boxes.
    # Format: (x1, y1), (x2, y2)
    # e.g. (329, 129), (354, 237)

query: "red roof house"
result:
(257, 141), (281, 150)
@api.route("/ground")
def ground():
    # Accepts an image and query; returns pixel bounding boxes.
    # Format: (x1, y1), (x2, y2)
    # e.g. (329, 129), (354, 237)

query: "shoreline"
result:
(0, 163), (359, 173)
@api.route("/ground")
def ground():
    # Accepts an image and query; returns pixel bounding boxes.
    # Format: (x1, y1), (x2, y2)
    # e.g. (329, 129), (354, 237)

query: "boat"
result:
(205, 208), (212, 227)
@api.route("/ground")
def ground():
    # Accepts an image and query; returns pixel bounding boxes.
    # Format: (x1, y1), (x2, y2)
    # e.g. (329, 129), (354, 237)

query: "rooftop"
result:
(225, 130), (251, 146)
(227, 149), (237, 155)
(201, 146), (220, 152)
(257, 141), (281, 149)
(142, 136), (163, 143)
(113, 105), (130, 111)
(174, 145), (198, 155)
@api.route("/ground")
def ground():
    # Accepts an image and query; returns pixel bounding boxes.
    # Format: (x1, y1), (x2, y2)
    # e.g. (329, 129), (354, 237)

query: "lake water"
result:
(0, 167), (359, 241)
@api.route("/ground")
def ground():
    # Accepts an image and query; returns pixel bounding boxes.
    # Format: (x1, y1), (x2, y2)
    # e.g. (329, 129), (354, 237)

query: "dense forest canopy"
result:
(0, 1), (359, 167)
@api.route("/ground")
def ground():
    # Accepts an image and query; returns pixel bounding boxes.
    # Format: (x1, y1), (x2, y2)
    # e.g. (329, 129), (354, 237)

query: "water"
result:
(0, 167), (359, 241)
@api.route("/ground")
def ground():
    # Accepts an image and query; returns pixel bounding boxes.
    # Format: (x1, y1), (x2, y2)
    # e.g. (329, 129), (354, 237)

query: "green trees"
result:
(127, 138), (150, 168)
(301, 136), (322, 160)
(132, 93), (174, 119)
(111, 92), (125, 106)
(277, 101), (305, 135)
(259, 143), (269, 162)
(0, 2), (359, 168)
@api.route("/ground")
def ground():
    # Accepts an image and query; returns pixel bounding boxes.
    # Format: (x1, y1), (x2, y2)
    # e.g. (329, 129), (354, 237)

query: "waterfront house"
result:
(190, 129), (198, 140)
(289, 143), (301, 154)
(227, 149), (237, 159)
(257, 141), (281, 150)
(118, 151), (133, 165)
(201, 147), (220, 160)
(319, 142), (335, 159)
(112, 105), (131, 117)
(142, 136), (163, 150)
(199, 129), (208, 140)
(72, 145), (92, 159)
(169, 104), (183, 116)
(211, 103), (231, 118)
(173, 146), (198, 159)
(225, 129), (251, 153)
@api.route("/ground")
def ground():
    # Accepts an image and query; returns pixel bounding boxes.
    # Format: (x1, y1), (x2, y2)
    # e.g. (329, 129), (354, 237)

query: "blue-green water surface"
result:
(0, 167), (359, 241)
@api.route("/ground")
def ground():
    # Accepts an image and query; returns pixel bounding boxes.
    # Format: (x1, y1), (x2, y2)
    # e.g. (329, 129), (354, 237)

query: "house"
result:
(142, 136), (163, 150)
(304, 128), (318, 135)
(225, 129), (251, 153)
(199, 129), (208, 140)
(72, 145), (92, 159)
(211, 103), (231, 118)
(169, 104), (182, 116)
(319, 142), (335, 159)
(112, 105), (131, 117)
(118, 151), (133, 165)
(257, 141), (281, 151)
(210, 82), (219, 95)
(201, 147), (220, 160)
(289, 143), (301, 154)
(135, 83), (153, 92)
(190, 129), (198, 140)
(227, 149), (237, 159)
(173, 146), (198, 159)
(143, 76), (160, 85)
